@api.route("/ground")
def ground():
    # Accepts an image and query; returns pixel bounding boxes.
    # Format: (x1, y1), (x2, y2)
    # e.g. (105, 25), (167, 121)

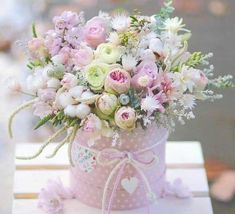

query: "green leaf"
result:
(34, 114), (55, 130)
(32, 22), (38, 38)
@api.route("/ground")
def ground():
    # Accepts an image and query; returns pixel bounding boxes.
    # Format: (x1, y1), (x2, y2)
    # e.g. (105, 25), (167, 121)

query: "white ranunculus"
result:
(76, 103), (91, 119)
(64, 105), (77, 117)
(47, 78), (61, 89)
(95, 43), (121, 64)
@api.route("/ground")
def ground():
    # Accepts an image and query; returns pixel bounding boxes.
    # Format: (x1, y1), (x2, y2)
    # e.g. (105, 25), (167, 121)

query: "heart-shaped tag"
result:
(121, 177), (139, 194)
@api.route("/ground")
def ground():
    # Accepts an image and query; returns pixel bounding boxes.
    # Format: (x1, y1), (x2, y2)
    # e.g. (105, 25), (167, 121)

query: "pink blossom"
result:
(105, 69), (131, 94)
(193, 70), (208, 90)
(71, 46), (93, 66)
(153, 71), (173, 98)
(38, 88), (56, 102)
(28, 38), (49, 59)
(163, 178), (192, 198)
(45, 30), (62, 56)
(82, 113), (102, 132)
(38, 179), (75, 214)
(33, 101), (54, 118)
(53, 11), (82, 33)
(84, 17), (107, 47)
(52, 47), (72, 65)
(131, 60), (158, 89)
(61, 73), (78, 89)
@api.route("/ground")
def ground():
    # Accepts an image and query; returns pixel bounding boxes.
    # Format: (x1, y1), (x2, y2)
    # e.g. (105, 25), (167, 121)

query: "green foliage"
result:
(52, 111), (81, 127)
(185, 52), (204, 68)
(209, 75), (234, 89)
(128, 88), (140, 109)
(32, 23), (38, 38)
(34, 114), (55, 130)
(154, 0), (175, 33)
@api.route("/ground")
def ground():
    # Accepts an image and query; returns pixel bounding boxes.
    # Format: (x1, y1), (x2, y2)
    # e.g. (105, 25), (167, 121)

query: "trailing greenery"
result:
(34, 114), (55, 130)
(154, 0), (175, 33)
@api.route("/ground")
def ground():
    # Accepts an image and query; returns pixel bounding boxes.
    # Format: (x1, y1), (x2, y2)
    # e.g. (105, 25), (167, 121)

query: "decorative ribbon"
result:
(93, 131), (169, 214)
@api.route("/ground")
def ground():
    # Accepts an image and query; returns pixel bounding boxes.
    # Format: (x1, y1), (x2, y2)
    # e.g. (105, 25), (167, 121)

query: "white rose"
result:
(95, 43), (121, 64)
(47, 78), (61, 89)
(76, 103), (91, 119)
(64, 105), (77, 117)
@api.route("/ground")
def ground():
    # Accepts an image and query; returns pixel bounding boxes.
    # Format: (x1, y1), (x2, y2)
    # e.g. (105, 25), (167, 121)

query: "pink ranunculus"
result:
(33, 101), (54, 118)
(105, 68), (131, 94)
(84, 17), (107, 48)
(61, 73), (78, 89)
(38, 88), (56, 102)
(38, 179), (75, 214)
(131, 60), (158, 89)
(71, 46), (93, 66)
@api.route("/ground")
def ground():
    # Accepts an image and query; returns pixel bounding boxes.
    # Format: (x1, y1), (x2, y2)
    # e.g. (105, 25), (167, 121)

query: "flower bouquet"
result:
(9, 1), (234, 213)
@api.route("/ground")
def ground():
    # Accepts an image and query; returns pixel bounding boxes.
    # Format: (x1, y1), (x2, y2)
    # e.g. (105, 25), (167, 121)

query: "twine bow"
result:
(97, 147), (160, 214)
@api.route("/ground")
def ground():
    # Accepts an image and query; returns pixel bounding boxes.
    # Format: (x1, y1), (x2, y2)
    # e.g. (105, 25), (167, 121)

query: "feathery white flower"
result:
(180, 94), (196, 109)
(108, 32), (121, 45)
(141, 96), (162, 115)
(111, 13), (130, 32)
(122, 54), (137, 71)
(163, 17), (189, 33)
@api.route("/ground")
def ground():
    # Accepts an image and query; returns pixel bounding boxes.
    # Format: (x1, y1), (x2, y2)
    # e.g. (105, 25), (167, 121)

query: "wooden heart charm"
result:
(121, 177), (139, 194)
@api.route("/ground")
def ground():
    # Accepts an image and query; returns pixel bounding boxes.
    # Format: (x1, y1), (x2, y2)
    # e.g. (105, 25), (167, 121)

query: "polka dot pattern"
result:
(70, 124), (168, 211)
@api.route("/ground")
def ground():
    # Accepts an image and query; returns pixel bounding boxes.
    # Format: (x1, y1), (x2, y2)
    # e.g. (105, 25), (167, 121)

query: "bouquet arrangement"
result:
(9, 0), (233, 159)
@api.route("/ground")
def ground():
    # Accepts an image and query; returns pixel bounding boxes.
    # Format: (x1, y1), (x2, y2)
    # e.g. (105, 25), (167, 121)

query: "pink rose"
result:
(105, 68), (131, 94)
(114, 107), (137, 130)
(84, 17), (107, 47)
(61, 73), (78, 89)
(131, 60), (158, 89)
(71, 46), (93, 66)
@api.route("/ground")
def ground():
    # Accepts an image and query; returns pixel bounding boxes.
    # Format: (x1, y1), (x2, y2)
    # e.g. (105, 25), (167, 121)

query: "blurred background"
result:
(0, 0), (234, 213)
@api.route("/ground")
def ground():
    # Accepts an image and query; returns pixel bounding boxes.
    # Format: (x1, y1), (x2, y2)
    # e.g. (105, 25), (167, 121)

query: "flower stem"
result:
(68, 125), (79, 167)
(8, 99), (37, 138)
(16, 126), (67, 160)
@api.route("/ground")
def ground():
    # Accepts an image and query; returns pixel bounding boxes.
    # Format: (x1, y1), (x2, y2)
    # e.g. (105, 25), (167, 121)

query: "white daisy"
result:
(163, 17), (190, 33)
(111, 13), (130, 32)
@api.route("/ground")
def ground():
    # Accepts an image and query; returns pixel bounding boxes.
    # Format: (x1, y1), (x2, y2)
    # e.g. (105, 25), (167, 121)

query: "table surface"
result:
(9, 141), (213, 214)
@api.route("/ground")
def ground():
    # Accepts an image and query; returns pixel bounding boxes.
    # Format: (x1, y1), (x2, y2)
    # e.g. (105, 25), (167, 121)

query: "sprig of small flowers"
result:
(8, 0), (234, 158)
